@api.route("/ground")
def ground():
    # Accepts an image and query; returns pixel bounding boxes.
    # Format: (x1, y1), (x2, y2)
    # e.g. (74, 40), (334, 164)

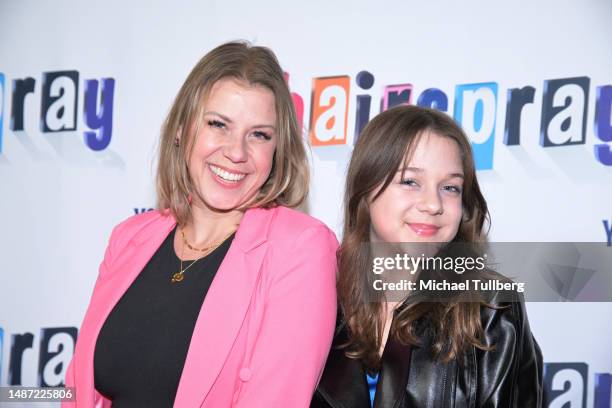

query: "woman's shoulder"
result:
(473, 280), (544, 405)
(476, 270), (528, 320)
(253, 206), (337, 244)
(484, 293), (526, 321)
(106, 209), (175, 250)
(116, 208), (171, 227)
(476, 281), (534, 349)
(242, 206), (339, 268)
(112, 208), (172, 234)
(271, 205), (330, 230)
(245, 206), (339, 293)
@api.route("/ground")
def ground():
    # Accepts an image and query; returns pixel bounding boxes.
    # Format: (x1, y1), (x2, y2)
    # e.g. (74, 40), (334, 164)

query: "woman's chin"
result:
(192, 197), (244, 214)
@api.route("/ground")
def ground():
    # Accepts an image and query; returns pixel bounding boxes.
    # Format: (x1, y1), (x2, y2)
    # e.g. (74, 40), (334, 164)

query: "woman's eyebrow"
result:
(203, 111), (275, 130)
(203, 111), (233, 123)
(252, 124), (276, 130)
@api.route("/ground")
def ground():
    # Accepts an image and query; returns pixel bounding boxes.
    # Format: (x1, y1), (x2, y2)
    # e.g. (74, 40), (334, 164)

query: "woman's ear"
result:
(175, 127), (183, 147)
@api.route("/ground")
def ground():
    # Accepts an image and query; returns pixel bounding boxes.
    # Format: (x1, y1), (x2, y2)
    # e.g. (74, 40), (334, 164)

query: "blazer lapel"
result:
(316, 324), (371, 408)
(173, 207), (274, 407)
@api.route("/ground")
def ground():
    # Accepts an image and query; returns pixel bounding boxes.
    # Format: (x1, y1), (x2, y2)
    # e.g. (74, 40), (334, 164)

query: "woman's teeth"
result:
(210, 165), (246, 182)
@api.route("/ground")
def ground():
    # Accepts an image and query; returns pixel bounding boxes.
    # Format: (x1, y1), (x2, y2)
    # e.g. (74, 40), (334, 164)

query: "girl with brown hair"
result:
(312, 105), (543, 408)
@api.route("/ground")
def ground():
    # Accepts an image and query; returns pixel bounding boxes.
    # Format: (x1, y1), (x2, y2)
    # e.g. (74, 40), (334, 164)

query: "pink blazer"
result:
(63, 206), (339, 407)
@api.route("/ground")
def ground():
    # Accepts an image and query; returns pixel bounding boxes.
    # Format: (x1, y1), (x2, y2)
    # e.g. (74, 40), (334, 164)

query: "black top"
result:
(94, 226), (233, 407)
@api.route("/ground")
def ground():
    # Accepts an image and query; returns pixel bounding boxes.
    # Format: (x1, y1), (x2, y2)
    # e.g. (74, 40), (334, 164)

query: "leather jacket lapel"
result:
(316, 324), (371, 408)
(315, 315), (413, 408)
(374, 334), (412, 408)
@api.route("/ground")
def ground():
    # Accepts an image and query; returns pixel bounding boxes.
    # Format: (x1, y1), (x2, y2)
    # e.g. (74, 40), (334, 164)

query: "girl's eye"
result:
(400, 178), (418, 187)
(443, 185), (462, 194)
(253, 131), (272, 141)
(208, 119), (226, 129)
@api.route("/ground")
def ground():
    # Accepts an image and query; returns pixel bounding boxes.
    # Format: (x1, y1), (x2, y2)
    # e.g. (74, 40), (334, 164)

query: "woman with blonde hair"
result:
(312, 105), (542, 407)
(64, 41), (338, 407)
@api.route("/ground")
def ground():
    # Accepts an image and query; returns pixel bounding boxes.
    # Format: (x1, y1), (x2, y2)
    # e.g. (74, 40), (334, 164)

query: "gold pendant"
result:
(171, 271), (184, 283)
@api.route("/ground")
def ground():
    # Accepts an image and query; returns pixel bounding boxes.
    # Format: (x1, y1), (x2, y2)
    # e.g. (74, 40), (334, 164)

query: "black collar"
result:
(316, 320), (412, 408)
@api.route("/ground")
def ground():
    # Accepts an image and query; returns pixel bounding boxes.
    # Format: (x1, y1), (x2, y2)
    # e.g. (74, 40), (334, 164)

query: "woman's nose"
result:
(224, 133), (248, 163)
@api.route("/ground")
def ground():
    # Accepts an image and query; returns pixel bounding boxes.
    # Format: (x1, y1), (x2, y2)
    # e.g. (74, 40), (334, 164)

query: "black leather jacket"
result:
(312, 292), (543, 408)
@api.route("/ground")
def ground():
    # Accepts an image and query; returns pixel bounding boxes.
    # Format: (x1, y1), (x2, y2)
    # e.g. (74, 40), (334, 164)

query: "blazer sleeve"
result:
(234, 224), (339, 408)
(64, 358), (111, 408)
(62, 222), (123, 408)
(477, 291), (544, 408)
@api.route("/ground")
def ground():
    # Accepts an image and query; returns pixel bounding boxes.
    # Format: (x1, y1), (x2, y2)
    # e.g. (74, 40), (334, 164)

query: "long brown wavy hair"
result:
(338, 105), (492, 369)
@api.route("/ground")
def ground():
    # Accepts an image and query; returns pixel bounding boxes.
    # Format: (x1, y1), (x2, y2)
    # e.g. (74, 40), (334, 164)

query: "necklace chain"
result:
(171, 227), (235, 283)
(180, 227), (229, 253)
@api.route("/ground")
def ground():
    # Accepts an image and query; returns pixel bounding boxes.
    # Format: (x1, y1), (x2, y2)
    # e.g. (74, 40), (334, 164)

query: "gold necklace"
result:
(171, 228), (235, 283)
(180, 227), (230, 253)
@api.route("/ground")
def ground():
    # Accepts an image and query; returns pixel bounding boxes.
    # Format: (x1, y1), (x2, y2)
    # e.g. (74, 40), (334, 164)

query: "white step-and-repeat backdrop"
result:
(1, 1), (611, 406)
